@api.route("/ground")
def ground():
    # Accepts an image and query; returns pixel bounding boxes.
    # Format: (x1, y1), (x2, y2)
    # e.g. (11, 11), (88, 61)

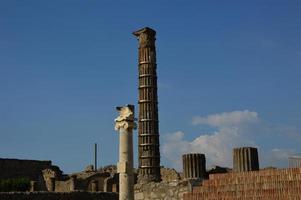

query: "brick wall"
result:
(0, 191), (118, 200)
(183, 167), (301, 199)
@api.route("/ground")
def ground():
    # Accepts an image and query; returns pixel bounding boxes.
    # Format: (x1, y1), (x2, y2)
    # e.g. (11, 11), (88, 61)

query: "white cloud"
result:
(162, 131), (190, 168)
(162, 128), (255, 170)
(163, 110), (258, 170)
(162, 110), (299, 171)
(192, 110), (259, 127)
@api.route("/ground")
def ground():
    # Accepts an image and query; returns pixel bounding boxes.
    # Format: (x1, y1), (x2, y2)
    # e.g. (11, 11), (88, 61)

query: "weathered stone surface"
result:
(160, 167), (181, 182)
(84, 165), (95, 172)
(100, 165), (117, 174)
(134, 180), (190, 200)
(134, 191), (144, 200)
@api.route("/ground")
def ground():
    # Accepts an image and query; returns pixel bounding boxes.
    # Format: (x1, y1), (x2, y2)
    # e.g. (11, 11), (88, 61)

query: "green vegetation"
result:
(0, 178), (30, 192)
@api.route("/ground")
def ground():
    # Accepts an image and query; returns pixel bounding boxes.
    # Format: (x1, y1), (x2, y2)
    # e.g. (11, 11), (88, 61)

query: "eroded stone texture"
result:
(133, 27), (161, 183)
(160, 167), (181, 182)
(134, 181), (189, 200)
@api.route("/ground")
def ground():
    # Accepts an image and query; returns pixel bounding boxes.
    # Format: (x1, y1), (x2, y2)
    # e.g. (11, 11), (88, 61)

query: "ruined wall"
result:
(134, 181), (189, 200)
(54, 180), (71, 192)
(0, 191), (118, 200)
(0, 158), (52, 180)
(183, 167), (301, 199)
(160, 167), (181, 182)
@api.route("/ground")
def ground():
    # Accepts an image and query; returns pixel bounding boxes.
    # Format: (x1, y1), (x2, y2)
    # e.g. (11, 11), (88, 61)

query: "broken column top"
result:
(114, 105), (136, 131)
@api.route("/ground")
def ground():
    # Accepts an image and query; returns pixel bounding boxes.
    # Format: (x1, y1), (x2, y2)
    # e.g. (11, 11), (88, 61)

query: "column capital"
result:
(115, 105), (137, 131)
(133, 27), (156, 48)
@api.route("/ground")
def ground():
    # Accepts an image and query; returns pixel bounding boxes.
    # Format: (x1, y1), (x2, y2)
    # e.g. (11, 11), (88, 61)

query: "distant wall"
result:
(0, 191), (118, 200)
(0, 158), (52, 180)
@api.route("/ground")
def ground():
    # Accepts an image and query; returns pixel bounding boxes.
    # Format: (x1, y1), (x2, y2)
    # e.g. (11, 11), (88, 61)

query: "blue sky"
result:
(1, 1), (301, 173)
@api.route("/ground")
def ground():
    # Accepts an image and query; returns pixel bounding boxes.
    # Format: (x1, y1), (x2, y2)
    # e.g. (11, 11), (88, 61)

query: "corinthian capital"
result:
(133, 27), (156, 48)
(114, 105), (137, 131)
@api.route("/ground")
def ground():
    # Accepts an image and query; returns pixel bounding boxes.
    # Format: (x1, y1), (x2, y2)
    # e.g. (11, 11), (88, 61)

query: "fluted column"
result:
(115, 105), (136, 200)
(133, 27), (161, 183)
(233, 147), (259, 172)
(183, 154), (206, 180)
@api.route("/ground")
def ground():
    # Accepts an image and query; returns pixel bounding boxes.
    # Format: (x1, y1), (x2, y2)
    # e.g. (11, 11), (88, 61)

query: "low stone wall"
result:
(0, 191), (118, 200)
(134, 181), (189, 200)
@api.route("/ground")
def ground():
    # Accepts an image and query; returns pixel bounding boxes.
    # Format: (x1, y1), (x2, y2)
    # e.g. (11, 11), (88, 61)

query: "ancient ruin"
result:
(133, 27), (161, 183)
(1, 27), (301, 200)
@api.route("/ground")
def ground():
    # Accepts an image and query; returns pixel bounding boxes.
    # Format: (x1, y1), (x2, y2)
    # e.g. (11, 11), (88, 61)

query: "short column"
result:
(182, 153), (206, 180)
(233, 147), (259, 172)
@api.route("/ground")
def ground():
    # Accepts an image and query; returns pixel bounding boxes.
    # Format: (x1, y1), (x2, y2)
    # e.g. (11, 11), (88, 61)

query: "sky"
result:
(1, 0), (301, 173)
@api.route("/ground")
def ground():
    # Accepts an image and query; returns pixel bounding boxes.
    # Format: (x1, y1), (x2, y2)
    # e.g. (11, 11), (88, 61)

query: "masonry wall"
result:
(0, 158), (52, 180)
(134, 181), (189, 200)
(183, 167), (301, 200)
(55, 180), (71, 192)
(0, 191), (118, 200)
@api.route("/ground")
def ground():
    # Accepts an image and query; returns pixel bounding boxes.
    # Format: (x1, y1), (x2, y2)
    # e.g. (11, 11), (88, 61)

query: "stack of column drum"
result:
(134, 27), (161, 183)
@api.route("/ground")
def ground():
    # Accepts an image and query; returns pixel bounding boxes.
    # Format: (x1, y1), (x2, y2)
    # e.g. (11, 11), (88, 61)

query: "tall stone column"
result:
(233, 147), (259, 172)
(133, 27), (161, 183)
(183, 154), (206, 180)
(115, 105), (136, 200)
